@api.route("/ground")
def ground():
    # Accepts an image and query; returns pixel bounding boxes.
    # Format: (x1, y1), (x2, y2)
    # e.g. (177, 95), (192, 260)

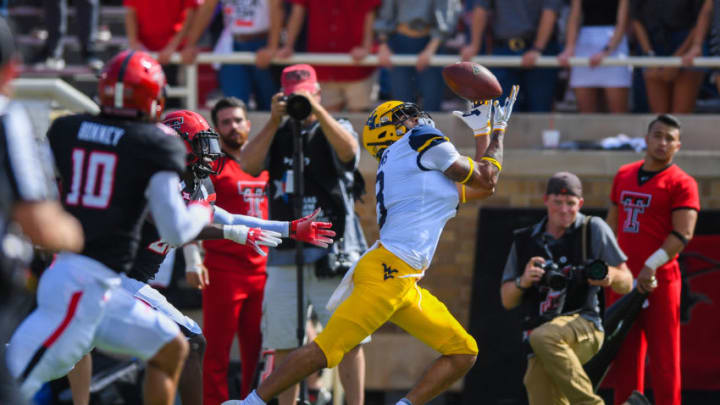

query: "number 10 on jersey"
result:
(66, 148), (118, 209)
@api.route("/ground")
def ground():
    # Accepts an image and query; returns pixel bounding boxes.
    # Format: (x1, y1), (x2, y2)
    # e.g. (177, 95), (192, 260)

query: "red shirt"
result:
(124, 0), (202, 51)
(611, 160), (700, 281)
(204, 156), (270, 274)
(288, 0), (381, 82)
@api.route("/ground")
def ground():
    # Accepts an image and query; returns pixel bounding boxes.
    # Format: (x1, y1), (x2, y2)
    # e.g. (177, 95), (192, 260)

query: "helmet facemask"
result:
(185, 130), (225, 178)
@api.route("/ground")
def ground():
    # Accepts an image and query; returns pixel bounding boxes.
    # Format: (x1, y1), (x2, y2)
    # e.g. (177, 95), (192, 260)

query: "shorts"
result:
(314, 243), (477, 368)
(319, 74), (375, 111)
(120, 273), (202, 335)
(569, 26), (632, 88)
(261, 263), (370, 350)
(5, 253), (180, 399)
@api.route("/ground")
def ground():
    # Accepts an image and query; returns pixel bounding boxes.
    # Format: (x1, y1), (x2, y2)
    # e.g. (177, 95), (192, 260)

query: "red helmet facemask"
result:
(163, 110), (225, 178)
(97, 50), (167, 121)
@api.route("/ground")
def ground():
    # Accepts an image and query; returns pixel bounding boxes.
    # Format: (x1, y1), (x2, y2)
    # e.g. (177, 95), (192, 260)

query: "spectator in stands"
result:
(631, 0), (707, 114)
(277, 0), (380, 112)
(201, 97), (270, 405)
(124, 0), (202, 88)
(208, 0), (282, 111)
(374, 0), (461, 111)
(32, 0), (102, 71)
(558, 0), (632, 113)
(682, 0), (719, 94)
(463, 0), (563, 112)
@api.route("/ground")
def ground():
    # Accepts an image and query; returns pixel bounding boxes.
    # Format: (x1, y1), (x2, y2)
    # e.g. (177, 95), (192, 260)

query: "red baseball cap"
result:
(281, 64), (319, 95)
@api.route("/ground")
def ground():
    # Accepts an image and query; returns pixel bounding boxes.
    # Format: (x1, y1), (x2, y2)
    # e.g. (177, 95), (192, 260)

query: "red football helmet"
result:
(97, 50), (167, 120)
(163, 110), (224, 178)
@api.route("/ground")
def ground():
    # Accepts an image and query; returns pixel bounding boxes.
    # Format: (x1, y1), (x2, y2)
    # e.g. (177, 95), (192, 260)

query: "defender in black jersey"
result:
(6, 51), (211, 404)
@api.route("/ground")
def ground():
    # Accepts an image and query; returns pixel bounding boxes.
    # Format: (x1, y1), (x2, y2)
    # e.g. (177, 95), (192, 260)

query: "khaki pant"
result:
(524, 314), (604, 405)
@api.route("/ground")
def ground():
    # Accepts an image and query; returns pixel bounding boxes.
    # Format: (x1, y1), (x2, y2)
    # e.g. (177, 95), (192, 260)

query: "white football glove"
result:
(223, 225), (283, 256)
(452, 100), (492, 136)
(492, 85), (520, 132)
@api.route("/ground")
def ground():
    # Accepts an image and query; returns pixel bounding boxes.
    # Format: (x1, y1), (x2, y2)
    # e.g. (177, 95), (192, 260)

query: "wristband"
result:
(644, 248), (670, 271)
(459, 157), (474, 184)
(461, 185), (467, 204)
(481, 156), (502, 172)
(183, 244), (203, 274)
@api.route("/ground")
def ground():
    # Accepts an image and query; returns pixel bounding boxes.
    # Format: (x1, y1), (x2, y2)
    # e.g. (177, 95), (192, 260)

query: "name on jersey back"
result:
(78, 121), (125, 146)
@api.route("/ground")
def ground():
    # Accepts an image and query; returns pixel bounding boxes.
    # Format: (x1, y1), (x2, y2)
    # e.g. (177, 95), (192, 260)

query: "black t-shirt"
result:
(48, 114), (185, 273)
(129, 175), (216, 283)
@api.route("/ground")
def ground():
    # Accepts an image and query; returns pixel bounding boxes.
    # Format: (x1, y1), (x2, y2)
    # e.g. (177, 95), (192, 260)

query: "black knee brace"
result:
(187, 332), (206, 358)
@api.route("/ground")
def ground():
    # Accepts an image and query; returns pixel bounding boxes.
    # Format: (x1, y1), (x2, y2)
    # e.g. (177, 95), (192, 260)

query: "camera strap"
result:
(582, 215), (592, 262)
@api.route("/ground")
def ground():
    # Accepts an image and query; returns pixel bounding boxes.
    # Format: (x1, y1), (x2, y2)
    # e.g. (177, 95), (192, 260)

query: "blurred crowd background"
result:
(7, 0), (720, 115)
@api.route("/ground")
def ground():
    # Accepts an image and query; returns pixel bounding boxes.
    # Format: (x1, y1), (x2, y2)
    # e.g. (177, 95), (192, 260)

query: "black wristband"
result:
(515, 276), (528, 291)
(671, 230), (689, 246)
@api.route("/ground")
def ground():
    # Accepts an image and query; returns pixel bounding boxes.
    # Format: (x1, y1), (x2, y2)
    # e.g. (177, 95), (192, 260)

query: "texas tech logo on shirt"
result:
(238, 180), (266, 218)
(620, 191), (652, 233)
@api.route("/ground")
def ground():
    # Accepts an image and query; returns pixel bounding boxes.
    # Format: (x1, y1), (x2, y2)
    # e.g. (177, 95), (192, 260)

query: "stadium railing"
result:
(163, 52), (720, 111)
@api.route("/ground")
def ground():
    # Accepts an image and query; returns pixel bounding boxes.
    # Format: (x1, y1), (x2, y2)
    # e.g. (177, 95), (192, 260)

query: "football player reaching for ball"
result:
(224, 87), (520, 405)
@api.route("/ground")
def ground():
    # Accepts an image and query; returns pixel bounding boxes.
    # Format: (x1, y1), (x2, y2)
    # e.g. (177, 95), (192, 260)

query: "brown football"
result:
(442, 62), (503, 102)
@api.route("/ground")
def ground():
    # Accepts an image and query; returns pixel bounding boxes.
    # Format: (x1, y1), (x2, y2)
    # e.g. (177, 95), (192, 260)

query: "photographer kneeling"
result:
(500, 172), (633, 405)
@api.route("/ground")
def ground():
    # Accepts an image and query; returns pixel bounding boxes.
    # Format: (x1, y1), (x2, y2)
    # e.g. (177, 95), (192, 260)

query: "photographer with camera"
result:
(238, 64), (367, 405)
(500, 172), (633, 405)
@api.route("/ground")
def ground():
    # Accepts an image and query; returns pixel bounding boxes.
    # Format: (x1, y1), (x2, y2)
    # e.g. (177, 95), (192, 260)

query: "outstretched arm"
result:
(448, 85), (520, 202)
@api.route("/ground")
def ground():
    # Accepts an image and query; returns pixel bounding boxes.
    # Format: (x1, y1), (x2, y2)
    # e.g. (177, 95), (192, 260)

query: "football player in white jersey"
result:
(224, 85), (519, 405)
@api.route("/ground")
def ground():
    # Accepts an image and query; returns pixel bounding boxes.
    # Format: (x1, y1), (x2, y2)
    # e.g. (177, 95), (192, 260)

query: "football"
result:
(442, 62), (503, 102)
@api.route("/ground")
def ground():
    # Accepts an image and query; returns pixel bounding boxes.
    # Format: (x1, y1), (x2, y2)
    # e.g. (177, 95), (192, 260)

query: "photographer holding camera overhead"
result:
(500, 172), (634, 405)
(238, 64), (368, 405)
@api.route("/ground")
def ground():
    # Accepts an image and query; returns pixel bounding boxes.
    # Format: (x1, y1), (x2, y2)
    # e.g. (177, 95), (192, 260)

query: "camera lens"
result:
(286, 94), (312, 121)
(584, 259), (608, 280)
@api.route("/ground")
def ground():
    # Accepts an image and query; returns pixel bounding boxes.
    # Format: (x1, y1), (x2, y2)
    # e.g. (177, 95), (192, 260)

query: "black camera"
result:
(535, 236), (608, 290)
(280, 94), (312, 121)
(536, 259), (609, 291)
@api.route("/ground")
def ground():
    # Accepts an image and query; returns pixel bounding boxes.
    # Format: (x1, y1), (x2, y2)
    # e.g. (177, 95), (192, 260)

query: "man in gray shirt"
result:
(499, 172), (633, 405)
(461, 0), (563, 111)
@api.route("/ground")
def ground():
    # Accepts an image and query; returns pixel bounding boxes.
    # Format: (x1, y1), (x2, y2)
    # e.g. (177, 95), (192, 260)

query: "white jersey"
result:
(376, 125), (460, 270)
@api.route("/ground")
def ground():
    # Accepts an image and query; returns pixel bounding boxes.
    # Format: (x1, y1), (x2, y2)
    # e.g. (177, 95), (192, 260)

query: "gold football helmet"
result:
(362, 101), (429, 160)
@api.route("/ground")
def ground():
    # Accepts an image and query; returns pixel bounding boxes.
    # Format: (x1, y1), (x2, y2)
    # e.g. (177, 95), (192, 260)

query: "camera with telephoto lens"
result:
(280, 94), (312, 121)
(536, 259), (609, 291)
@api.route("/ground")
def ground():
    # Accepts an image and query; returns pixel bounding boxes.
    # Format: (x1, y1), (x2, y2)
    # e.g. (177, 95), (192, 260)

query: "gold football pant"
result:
(314, 243), (478, 368)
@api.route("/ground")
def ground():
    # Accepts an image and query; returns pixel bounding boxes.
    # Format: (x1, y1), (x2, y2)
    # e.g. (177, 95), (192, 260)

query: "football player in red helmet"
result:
(66, 108), (337, 405)
(7, 50), (212, 405)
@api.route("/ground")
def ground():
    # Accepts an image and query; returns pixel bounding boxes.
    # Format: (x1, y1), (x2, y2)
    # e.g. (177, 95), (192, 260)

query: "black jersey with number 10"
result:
(47, 114), (186, 274)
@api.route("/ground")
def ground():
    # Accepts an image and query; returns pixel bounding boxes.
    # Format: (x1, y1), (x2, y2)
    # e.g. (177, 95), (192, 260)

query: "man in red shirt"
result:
(605, 114), (700, 405)
(124, 0), (202, 65)
(202, 97), (273, 405)
(277, 0), (381, 112)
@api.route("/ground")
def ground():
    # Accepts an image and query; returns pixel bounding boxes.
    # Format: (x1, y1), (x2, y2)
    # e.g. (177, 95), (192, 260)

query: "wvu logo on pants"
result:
(383, 263), (398, 280)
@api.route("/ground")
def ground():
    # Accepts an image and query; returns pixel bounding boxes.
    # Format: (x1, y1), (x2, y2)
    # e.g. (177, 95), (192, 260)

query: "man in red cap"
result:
(238, 64), (368, 405)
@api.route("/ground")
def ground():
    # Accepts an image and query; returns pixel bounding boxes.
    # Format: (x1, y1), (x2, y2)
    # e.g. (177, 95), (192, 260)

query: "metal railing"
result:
(13, 77), (100, 113)
(157, 52), (720, 111)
